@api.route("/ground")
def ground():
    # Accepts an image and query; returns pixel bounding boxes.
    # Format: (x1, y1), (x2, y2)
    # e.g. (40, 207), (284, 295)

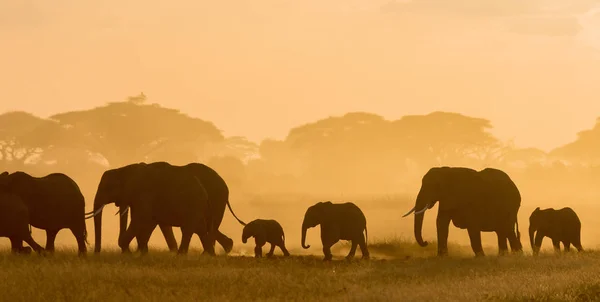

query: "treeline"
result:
(1, 94), (600, 202)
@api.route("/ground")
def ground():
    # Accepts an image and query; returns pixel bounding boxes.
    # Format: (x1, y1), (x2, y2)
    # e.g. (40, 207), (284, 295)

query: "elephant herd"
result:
(0, 164), (585, 260)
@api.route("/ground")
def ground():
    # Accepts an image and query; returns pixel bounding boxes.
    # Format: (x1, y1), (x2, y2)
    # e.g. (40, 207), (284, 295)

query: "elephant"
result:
(242, 219), (290, 258)
(89, 162), (246, 254)
(0, 171), (88, 255)
(0, 191), (45, 255)
(88, 162), (215, 255)
(403, 167), (523, 257)
(301, 201), (369, 261)
(529, 207), (583, 255)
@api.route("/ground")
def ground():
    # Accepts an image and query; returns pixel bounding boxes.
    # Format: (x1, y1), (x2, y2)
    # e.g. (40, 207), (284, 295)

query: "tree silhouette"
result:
(252, 111), (505, 194)
(551, 117), (600, 165)
(392, 111), (502, 168)
(50, 95), (225, 167)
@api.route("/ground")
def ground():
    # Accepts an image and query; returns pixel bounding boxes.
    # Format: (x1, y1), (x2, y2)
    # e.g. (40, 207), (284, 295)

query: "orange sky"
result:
(1, 0), (599, 151)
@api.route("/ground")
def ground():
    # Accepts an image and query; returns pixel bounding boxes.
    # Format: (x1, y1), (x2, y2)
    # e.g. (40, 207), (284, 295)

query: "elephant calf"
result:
(301, 201), (369, 261)
(529, 207), (583, 255)
(0, 192), (44, 255)
(242, 219), (290, 258)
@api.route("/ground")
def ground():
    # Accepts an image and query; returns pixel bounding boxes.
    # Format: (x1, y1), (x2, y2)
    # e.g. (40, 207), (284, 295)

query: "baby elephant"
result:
(529, 207), (583, 255)
(301, 201), (369, 261)
(242, 219), (290, 258)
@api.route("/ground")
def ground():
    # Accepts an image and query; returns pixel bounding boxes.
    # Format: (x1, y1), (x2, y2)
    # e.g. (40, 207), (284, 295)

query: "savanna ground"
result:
(2, 193), (600, 301)
(1, 240), (600, 302)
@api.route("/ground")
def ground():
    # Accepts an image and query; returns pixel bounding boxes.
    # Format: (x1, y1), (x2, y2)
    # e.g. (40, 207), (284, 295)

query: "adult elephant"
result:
(94, 162), (246, 254)
(402, 167), (522, 257)
(172, 162), (246, 253)
(0, 171), (88, 255)
(88, 162), (214, 255)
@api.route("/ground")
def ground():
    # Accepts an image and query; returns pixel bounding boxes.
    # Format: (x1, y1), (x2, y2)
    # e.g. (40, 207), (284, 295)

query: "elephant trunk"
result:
(414, 212), (428, 247)
(301, 222), (310, 249)
(413, 189), (430, 247)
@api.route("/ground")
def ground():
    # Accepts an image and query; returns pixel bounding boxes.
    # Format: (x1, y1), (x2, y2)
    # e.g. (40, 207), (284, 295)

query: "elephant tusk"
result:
(414, 203), (430, 215)
(85, 204), (105, 219)
(402, 206), (416, 217)
(114, 207), (129, 216)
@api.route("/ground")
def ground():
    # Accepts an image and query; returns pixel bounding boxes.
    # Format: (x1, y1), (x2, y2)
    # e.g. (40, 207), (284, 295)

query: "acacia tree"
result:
(392, 111), (503, 169)
(252, 111), (507, 194)
(49, 95), (226, 168)
(0, 111), (94, 172)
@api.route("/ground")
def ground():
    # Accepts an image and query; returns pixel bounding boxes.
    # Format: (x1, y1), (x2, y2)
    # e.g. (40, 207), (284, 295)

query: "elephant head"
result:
(301, 201), (332, 249)
(402, 167), (480, 247)
(528, 207), (543, 254)
(88, 163), (145, 253)
(241, 221), (261, 244)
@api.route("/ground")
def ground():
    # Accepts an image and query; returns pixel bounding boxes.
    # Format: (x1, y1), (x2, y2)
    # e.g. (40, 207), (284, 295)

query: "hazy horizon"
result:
(2, 0), (600, 151)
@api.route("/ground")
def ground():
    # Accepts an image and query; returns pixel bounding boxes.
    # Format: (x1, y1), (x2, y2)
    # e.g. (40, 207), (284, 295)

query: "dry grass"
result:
(2, 192), (599, 301)
(0, 238), (598, 302)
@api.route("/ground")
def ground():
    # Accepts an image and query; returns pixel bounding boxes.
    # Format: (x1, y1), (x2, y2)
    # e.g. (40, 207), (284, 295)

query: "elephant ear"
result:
(437, 167), (481, 212)
(534, 207), (540, 212)
(313, 201), (334, 222)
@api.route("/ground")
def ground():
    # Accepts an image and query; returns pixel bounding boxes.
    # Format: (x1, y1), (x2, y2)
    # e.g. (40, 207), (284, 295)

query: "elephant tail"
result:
(84, 226), (89, 245)
(515, 219), (521, 242)
(226, 199), (246, 226)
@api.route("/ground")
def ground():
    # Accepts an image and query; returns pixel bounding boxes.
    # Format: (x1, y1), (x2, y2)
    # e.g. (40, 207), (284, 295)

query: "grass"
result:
(0, 238), (598, 302)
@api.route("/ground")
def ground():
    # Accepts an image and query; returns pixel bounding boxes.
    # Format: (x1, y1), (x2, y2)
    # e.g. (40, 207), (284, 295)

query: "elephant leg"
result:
(158, 224), (178, 252)
(358, 233), (370, 260)
(279, 242), (290, 257)
(496, 231), (508, 256)
(345, 240), (359, 260)
(551, 238), (561, 253)
(10, 237), (24, 254)
(321, 229), (338, 261)
(69, 226), (87, 256)
(254, 238), (265, 258)
(197, 228), (216, 256)
(266, 243), (276, 258)
(136, 223), (157, 255)
(322, 243), (335, 261)
(507, 228), (523, 253)
(436, 214), (451, 257)
(216, 231), (234, 254)
(45, 229), (59, 253)
(119, 222), (140, 253)
(563, 241), (571, 252)
(533, 233), (544, 255)
(178, 228), (194, 255)
(467, 228), (484, 257)
(23, 234), (44, 254)
(574, 237), (584, 252)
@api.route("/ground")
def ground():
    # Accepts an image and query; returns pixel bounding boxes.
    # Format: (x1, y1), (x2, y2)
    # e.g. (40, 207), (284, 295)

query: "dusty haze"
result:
(2, 0), (600, 256)
(2, 0), (600, 150)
